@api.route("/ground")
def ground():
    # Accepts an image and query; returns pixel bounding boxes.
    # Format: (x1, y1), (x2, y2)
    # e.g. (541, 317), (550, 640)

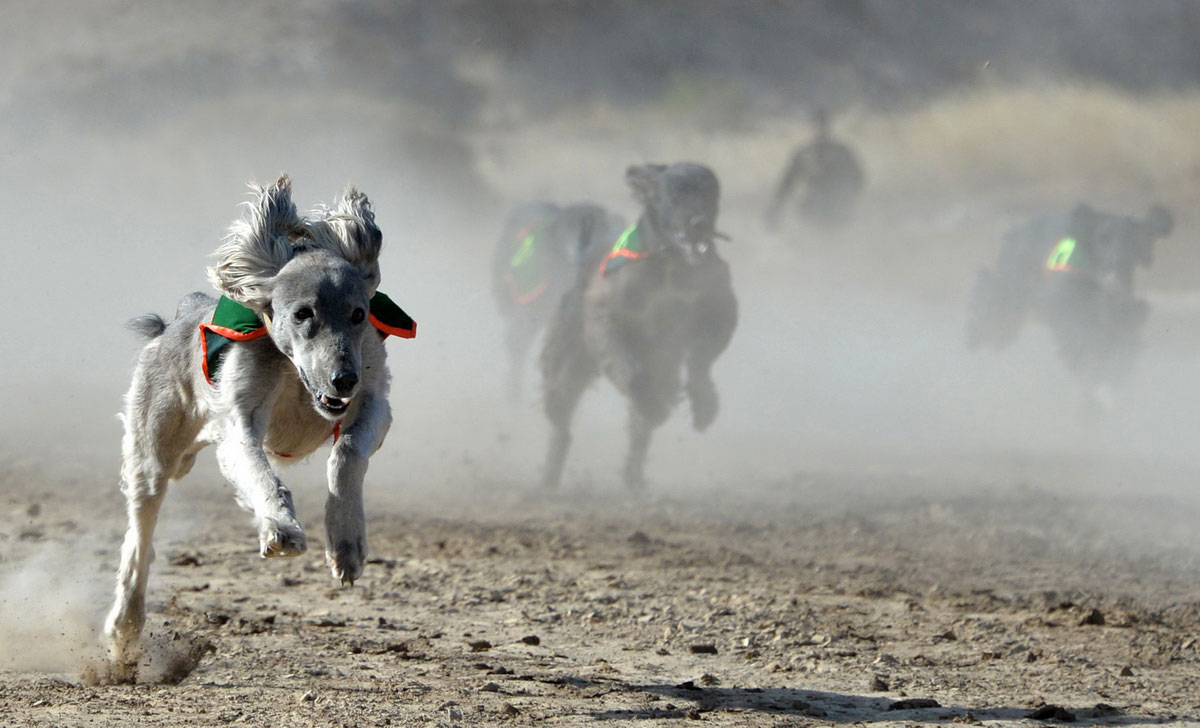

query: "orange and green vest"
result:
(199, 292), (415, 385)
(504, 220), (553, 304)
(599, 224), (648, 277)
(1045, 237), (1078, 273)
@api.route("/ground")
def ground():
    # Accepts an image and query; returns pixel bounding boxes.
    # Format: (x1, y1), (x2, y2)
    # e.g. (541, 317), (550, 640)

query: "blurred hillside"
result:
(5, 0), (1200, 136)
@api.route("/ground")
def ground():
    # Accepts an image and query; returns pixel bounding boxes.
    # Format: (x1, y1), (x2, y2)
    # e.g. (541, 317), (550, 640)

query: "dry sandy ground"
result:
(1, 457), (1199, 727)
(2, 72), (1200, 726)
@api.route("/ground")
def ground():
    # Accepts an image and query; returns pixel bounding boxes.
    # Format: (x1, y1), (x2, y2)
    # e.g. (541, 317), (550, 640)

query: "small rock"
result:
(501, 703), (520, 716)
(870, 674), (889, 691)
(468, 640), (492, 652)
(1119, 665), (1133, 677)
(628, 531), (652, 545)
(488, 665), (512, 675)
(698, 673), (719, 686)
(298, 691), (316, 703)
(519, 635), (540, 646)
(1027, 704), (1075, 721)
(26, 502), (41, 518)
(1079, 608), (1105, 626)
(168, 553), (202, 567)
(937, 629), (957, 641)
(689, 644), (718, 655)
(675, 680), (702, 691)
(888, 698), (941, 711)
(481, 682), (501, 693)
(685, 709), (702, 720)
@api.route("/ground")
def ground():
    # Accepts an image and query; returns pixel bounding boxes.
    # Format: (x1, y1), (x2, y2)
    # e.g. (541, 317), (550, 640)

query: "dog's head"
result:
(1070, 202), (1174, 272)
(208, 175), (383, 420)
(627, 163), (723, 264)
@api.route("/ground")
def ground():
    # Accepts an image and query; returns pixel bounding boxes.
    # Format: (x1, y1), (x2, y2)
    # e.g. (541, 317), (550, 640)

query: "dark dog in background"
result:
(540, 163), (738, 490)
(967, 202), (1173, 411)
(492, 201), (625, 399)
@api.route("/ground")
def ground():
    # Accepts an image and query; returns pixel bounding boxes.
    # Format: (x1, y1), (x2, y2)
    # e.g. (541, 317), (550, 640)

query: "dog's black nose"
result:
(331, 370), (359, 395)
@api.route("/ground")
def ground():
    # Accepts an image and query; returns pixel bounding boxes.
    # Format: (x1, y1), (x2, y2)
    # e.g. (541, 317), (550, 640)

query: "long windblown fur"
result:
(306, 187), (384, 292)
(104, 176), (396, 683)
(208, 177), (384, 309)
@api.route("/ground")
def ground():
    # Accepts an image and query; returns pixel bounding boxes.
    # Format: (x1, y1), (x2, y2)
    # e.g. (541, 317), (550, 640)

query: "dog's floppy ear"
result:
(626, 164), (667, 207)
(208, 175), (301, 311)
(323, 186), (383, 291)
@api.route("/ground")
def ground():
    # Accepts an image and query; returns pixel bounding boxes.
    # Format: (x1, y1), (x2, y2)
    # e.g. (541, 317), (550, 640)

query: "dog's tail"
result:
(127, 314), (167, 340)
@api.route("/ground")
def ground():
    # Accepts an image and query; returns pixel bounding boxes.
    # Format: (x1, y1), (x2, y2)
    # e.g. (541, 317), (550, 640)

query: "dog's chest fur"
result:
(263, 374), (353, 459)
(590, 255), (715, 349)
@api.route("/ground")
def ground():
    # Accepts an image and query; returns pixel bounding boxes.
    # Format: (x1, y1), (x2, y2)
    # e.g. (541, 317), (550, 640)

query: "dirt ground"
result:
(5, 9), (1200, 723)
(1, 454), (1200, 727)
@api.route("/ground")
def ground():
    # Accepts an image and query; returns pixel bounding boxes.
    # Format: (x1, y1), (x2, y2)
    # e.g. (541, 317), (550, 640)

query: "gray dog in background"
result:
(103, 176), (414, 679)
(492, 201), (626, 399)
(540, 163), (738, 490)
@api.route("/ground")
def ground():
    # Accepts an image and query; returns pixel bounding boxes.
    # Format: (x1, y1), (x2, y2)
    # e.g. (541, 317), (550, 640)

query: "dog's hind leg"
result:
(539, 297), (595, 490)
(104, 391), (196, 677)
(541, 362), (591, 490)
(104, 463), (167, 677)
(505, 316), (538, 402)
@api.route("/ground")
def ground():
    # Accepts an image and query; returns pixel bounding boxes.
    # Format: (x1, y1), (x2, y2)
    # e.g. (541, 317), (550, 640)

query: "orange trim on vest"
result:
(369, 312), (416, 339)
(504, 272), (549, 304)
(599, 248), (648, 277)
(200, 323), (269, 341)
(198, 323), (270, 386)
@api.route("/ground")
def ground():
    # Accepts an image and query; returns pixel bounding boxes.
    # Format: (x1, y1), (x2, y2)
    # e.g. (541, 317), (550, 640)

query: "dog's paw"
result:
(687, 377), (719, 431)
(326, 537), (366, 585)
(259, 517), (307, 558)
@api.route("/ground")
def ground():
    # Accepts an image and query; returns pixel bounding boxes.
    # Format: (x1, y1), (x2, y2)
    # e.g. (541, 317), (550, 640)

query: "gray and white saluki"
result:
(104, 176), (410, 679)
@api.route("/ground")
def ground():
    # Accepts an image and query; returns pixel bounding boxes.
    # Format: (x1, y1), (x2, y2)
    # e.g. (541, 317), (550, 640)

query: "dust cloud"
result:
(2, 0), (1200, 679)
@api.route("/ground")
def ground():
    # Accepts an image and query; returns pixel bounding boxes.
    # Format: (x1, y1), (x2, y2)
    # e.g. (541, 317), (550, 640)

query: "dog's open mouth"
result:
(315, 393), (350, 416)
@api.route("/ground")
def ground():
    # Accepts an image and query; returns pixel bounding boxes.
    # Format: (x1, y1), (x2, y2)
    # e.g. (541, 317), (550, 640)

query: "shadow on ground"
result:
(558, 677), (1174, 725)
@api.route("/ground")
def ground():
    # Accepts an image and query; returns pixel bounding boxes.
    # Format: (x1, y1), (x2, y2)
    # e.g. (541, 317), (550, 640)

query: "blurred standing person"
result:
(765, 109), (864, 231)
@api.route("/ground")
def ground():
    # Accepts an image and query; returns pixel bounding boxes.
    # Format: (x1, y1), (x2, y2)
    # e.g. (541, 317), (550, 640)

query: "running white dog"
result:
(103, 176), (414, 678)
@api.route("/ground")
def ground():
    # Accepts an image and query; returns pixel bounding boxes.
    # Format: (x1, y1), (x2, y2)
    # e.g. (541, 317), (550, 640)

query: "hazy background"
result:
(3, 0), (1200, 502)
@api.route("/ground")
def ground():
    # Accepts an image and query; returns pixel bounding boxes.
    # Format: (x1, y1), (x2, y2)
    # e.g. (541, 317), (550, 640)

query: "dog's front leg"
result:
(216, 417), (307, 558)
(325, 393), (391, 584)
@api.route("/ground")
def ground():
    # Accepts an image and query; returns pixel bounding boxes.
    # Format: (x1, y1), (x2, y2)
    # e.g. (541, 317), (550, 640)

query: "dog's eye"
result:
(294, 307), (314, 323)
(350, 308), (366, 325)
